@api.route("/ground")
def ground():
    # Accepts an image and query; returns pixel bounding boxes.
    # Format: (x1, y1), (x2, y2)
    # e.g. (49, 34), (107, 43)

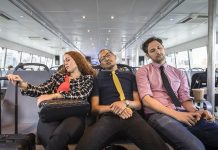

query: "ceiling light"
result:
(108, 30), (111, 33)
(170, 18), (174, 21)
(87, 29), (90, 32)
(20, 15), (24, 18)
(82, 16), (86, 19)
(106, 38), (109, 40)
(111, 16), (114, 19)
(42, 37), (49, 41)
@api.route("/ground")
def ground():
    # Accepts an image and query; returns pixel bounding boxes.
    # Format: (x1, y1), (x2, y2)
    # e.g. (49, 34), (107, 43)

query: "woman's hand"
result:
(6, 74), (28, 90)
(37, 93), (61, 106)
(37, 94), (54, 106)
(6, 74), (23, 85)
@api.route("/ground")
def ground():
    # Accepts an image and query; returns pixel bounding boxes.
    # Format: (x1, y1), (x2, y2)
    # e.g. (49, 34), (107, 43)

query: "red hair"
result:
(59, 51), (96, 76)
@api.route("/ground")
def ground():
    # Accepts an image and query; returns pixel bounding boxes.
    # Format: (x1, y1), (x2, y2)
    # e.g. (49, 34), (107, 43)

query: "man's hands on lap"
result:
(173, 109), (215, 126)
(118, 108), (133, 119)
(173, 111), (201, 126)
(110, 101), (133, 119)
(196, 109), (215, 122)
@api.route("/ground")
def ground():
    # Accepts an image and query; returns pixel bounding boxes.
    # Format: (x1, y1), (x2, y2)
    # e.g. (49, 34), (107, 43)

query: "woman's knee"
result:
(54, 116), (85, 137)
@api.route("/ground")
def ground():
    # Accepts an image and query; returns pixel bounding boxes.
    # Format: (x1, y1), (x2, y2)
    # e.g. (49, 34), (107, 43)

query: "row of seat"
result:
(0, 63), (215, 150)
(0, 64), (213, 134)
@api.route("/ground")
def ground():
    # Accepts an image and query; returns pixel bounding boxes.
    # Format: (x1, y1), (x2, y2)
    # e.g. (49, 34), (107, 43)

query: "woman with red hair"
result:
(7, 51), (96, 150)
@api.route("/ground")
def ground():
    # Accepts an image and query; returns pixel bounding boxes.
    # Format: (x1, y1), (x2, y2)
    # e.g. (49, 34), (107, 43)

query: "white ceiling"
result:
(0, 0), (216, 59)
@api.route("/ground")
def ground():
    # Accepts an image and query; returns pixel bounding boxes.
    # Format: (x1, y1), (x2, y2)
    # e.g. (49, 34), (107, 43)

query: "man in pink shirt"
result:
(136, 37), (218, 150)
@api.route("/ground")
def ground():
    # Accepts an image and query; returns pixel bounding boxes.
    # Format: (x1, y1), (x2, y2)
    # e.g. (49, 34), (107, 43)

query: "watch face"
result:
(125, 100), (130, 106)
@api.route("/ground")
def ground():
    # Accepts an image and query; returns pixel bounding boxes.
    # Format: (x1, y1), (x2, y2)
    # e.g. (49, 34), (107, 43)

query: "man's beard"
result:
(153, 54), (166, 64)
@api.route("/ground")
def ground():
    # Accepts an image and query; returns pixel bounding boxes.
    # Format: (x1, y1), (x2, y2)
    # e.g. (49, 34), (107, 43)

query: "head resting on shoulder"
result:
(98, 49), (117, 70)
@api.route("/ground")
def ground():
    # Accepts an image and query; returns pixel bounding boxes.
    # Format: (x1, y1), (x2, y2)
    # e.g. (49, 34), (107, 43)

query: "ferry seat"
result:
(1, 63), (52, 134)
(92, 63), (133, 73)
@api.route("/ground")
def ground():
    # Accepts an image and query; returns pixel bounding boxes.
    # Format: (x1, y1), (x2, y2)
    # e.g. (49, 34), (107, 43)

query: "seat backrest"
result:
(2, 70), (51, 134)
(92, 64), (133, 73)
(183, 70), (191, 88)
(190, 68), (204, 71)
(191, 71), (207, 89)
(117, 64), (133, 72)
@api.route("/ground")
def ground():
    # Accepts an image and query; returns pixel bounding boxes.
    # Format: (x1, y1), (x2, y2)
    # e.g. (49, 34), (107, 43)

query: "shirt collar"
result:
(151, 62), (168, 69)
(110, 69), (119, 75)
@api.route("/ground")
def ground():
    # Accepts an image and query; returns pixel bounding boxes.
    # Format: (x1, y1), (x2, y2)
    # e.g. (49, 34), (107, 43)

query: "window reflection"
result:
(166, 53), (176, 67)
(175, 51), (189, 70)
(5, 49), (21, 69)
(189, 47), (207, 70)
(21, 52), (32, 63)
(32, 55), (40, 63)
(46, 58), (53, 68)
(0, 47), (6, 69)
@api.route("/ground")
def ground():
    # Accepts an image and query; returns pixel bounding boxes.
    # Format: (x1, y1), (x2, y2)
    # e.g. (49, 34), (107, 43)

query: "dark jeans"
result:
(37, 116), (85, 150)
(76, 112), (169, 150)
(148, 113), (218, 150)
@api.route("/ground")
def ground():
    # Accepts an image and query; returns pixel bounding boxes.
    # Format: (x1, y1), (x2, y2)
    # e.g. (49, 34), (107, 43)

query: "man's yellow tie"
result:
(112, 71), (125, 101)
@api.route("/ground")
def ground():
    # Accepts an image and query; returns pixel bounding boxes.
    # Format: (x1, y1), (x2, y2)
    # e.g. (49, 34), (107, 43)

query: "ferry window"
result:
(146, 57), (152, 64)
(40, 56), (46, 65)
(32, 55), (40, 63)
(175, 51), (189, 70)
(21, 52), (32, 63)
(215, 46), (218, 68)
(5, 49), (21, 69)
(46, 58), (53, 68)
(189, 47), (207, 70)
(166, 53), (176, 67)
(0, 47), (6, 69)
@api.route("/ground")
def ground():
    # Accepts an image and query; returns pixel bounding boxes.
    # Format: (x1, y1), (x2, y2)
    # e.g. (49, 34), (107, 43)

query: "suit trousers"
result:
(76, 112), (169, 150)
(148, 113), (218, 150)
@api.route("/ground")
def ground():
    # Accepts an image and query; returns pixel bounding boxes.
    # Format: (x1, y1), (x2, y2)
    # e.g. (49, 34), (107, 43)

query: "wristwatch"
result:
(125, 100), (130, 107)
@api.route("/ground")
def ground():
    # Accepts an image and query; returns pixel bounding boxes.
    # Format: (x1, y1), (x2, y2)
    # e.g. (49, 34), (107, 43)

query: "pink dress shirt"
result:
(136, 62), (190, 114)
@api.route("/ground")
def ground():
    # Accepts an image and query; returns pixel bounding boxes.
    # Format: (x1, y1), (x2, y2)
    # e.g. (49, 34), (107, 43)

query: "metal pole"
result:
(174, 52), (177, 68)
(207, 0), (216, 114)
(187, 50), (191, 70)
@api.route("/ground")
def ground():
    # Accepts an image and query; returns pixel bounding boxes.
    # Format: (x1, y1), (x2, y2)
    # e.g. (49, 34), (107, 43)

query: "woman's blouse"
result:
(21, 72), (94, 100)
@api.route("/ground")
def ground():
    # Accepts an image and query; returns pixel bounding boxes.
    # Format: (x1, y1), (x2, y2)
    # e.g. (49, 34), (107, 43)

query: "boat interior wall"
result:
(0, 38), (53, 58)
(166, 32), (218, 55)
